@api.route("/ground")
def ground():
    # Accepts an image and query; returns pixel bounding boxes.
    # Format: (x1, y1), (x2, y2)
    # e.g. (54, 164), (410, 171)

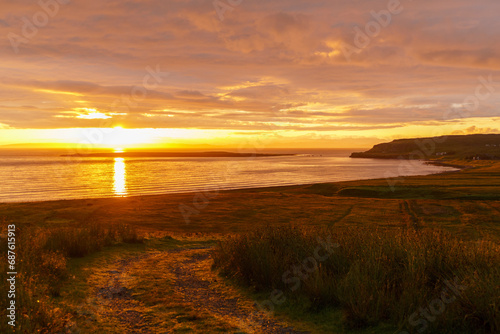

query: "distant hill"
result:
(350, 134), (500, 160)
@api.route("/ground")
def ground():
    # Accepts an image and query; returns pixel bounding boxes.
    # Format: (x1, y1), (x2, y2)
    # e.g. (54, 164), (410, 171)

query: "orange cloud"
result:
(0, 0), (499, 147)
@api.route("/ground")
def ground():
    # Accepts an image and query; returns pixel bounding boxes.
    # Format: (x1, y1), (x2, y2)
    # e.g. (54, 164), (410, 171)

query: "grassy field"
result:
(0, 160), (499, 333)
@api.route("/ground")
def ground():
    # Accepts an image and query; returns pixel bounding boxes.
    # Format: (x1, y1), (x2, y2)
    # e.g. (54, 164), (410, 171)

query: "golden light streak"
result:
(113, 158), (127, 196)
(35, 89), (83, 96)
(218, 77), (289, 91)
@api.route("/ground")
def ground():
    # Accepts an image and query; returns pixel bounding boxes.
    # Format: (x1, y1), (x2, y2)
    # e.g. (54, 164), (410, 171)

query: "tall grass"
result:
(0, 220), (143, 333)
(212, 225), (500, 333)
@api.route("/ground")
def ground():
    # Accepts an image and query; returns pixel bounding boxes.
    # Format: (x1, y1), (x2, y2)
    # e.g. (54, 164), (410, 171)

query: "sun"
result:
(99, 127), (158, 150)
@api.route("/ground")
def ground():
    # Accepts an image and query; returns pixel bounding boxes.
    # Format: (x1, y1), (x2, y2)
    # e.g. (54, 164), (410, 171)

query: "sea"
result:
(0, 149), (457, 203)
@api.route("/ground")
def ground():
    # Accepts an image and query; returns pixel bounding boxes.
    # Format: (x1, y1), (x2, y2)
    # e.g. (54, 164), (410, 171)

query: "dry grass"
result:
(213, 225), (500, 333)
(0, 220), (142, 333)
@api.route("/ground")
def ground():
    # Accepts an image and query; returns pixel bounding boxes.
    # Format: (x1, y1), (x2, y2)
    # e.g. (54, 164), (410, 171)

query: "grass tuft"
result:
(212, 225), (500, 333)
(0, 219), (143, 333)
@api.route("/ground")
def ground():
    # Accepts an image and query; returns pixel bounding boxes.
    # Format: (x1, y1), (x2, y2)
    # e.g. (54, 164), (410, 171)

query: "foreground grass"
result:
(213, 225), (500, 333)
(0, 219), (143, 333)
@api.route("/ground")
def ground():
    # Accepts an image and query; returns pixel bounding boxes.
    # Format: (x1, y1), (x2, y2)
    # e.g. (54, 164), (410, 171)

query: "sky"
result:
(1, 0), (500, 149)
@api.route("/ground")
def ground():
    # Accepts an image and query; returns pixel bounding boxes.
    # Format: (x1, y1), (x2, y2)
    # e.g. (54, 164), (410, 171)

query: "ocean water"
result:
(0, 149), (457, 203)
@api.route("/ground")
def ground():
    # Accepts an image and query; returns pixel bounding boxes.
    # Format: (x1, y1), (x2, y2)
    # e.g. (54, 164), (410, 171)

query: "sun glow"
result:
(76, 112), (111, 120)
(93, 127), (222, 149)
(101, 127), (159, 149)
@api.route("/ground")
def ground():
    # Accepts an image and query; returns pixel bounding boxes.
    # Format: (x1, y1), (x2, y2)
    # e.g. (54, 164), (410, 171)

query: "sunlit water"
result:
(0, 150), (457, 203)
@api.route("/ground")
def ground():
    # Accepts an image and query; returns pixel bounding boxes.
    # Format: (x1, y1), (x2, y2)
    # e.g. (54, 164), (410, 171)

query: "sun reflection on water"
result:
(113, 158), (127, 196)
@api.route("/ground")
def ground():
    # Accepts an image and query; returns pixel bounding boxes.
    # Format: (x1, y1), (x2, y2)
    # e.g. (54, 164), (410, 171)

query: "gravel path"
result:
(93, 254), (154, 333)
(171, 248), (309, 334)
(86, 247), (309, 334)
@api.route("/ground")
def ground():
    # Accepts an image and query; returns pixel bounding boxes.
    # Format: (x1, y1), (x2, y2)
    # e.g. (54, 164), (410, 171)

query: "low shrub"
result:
(213, 225), (500, 333)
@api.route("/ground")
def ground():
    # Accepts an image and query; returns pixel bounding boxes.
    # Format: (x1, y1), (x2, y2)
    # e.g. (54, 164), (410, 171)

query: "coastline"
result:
(0, 160), (460, 205)
(423, 160), (471, 170)
(0, 159), (466, 205)
(351, 150), (472, 171)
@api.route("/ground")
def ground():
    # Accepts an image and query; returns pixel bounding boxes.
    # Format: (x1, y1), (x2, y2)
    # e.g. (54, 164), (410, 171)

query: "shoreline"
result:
(423, 160), (471, 170)
(0, 160), (463, 205)
(350, 153), (474, 172)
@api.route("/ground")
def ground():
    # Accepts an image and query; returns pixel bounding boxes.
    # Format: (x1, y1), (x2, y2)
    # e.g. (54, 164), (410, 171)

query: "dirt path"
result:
(400, 200), (421, 230)
(82, 247), (309, 333)
(328, 205), (353, 226)
(72, 253), (155, 333)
